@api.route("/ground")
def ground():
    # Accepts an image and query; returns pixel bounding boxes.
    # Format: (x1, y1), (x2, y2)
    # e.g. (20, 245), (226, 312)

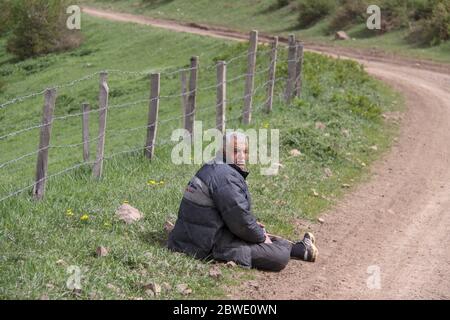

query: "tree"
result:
(6, 0), (82, 60)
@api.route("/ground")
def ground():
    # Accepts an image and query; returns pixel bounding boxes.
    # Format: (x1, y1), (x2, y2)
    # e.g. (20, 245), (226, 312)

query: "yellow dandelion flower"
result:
(80, 214), (89, 221)
(262, 122), (269, 129)
(147, 179), (157, 185)
(159, 180), (165, 185)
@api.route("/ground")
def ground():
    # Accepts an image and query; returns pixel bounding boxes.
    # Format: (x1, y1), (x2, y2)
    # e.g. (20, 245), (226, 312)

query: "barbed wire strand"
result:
(0, 73), (288, 202)
(0, 46), (281, 112)
(0, 50), (283, 142)
(0, 72), (285, 172)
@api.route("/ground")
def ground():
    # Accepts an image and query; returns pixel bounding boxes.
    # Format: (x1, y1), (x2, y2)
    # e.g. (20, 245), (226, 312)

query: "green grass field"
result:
(79, 0), (450, 64)
(0, 14), (402, 299)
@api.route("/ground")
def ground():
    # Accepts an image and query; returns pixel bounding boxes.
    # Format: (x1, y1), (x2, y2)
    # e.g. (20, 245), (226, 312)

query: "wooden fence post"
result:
(180, 70), (188, 129)
(266, 36), (278, 113)
(82, 103), (90, 162)
(295, 41), (304, 98)
(185, 56), (198, 136)
(33, 88), (57, 200)
(144, 73), (161, 159)
(216, 61), (226, 133)
(242, 30), (258, 125)
(92, 72), (109, 178)
(285, 34), (297, 104)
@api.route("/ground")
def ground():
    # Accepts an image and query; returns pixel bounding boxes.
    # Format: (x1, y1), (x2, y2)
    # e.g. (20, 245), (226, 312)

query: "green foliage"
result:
(0, 1), (13, 35)
(326, 0), (450, 46)
(328, 0), (369, 31)
(408, 0), (450, 45)
(283, 126), (338, 162)
(277, 0), (293, 8)
(297, 0), (336, 28)
(6, 0), (82, 60)
(0, 80), (6, 94)
(18, 57), (55, 75)
(335, 92), (383, 121)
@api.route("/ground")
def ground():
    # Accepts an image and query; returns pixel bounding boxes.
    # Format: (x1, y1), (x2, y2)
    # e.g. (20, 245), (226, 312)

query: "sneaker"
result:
(290, 232), (318, 262)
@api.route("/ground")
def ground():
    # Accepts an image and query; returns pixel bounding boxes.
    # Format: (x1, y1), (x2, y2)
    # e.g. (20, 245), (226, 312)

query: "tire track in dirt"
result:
(82, 6), (450, 299)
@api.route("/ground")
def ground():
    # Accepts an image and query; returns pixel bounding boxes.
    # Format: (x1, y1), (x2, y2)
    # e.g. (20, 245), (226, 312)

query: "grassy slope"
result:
(0, 14), (401, 299)
(79, 0), (450, 63)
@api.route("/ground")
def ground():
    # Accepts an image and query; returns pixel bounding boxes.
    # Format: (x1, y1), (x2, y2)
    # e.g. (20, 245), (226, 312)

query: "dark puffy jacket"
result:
(167, 157), (265, 268)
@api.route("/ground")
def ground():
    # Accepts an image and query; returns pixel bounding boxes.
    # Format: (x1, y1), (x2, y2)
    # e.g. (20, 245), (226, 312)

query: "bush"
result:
(0, 1), (13, 35)
(0, 80), (6, 93)
(297, 0), (336, 28)
(408, 0), (450, 45)
(377, 0), (410, 32)
(377, 0), (433, 33)
(283, 126), (338, 162)
(328, 0), (369, 31)
(6, 0), (82, 60)
(277, 0), (293, 8)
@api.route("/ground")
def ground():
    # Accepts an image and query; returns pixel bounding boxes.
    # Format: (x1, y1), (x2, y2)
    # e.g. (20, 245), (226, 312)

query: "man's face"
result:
(230, 136), (249, 170)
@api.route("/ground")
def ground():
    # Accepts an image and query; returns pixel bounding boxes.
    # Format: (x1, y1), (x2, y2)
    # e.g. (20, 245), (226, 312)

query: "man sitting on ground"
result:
(168, 132), (318, 271)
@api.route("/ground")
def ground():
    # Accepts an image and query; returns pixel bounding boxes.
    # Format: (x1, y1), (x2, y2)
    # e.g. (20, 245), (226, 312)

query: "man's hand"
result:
(258, 221), (272, 243)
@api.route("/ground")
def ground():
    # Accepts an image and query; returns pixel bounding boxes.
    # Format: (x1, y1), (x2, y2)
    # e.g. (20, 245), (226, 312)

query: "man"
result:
(168, 132), (318, 271)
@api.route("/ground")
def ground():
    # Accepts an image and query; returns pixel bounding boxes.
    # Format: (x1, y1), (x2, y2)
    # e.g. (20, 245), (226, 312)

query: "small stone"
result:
(164, 220), (174, 235)
(106, 283), (121, 294)
(209, 266), (222, 279)
(342, 184), (351, 188)
(315, 122), (326, 130)
(248, 280), (259, 289)
(335, 31), (350, 40)
(143, 282), (161, 296)
(318, 218), (325, 224)
(312, 189), (319, 197)
(162, 282), (172, 291)
(116, 204), (143, 224)
(55, 259), (67, 266)
(176, 284), (192, 295)
(289, 149), (302, 157)
(370, 145), (378, 151)
(72, 288), (82, 297)
(324, 168), (333, 177)
(96, 246), (108, 257)
(342, 129), (350, 137)
(89, 291), (98, 300)
(145, 289), (155, 297)
(225, 261), (237, 268)
(184, 288), (193, 295)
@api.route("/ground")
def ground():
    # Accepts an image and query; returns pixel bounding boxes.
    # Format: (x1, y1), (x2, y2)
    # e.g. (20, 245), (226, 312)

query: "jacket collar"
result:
(229, 163), (249, 179)
(220, 154), (249, 179)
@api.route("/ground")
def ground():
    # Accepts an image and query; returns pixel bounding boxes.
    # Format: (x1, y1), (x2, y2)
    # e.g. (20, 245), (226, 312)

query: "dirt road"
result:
(83, 6), (450, 299)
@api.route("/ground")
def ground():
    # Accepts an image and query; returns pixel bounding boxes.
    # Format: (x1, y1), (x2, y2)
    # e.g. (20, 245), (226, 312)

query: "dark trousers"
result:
(249, 238), (292, 272)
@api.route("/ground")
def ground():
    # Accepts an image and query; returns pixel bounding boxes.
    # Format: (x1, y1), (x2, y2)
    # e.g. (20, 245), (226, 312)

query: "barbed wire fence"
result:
(0, 31), (305, 203)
